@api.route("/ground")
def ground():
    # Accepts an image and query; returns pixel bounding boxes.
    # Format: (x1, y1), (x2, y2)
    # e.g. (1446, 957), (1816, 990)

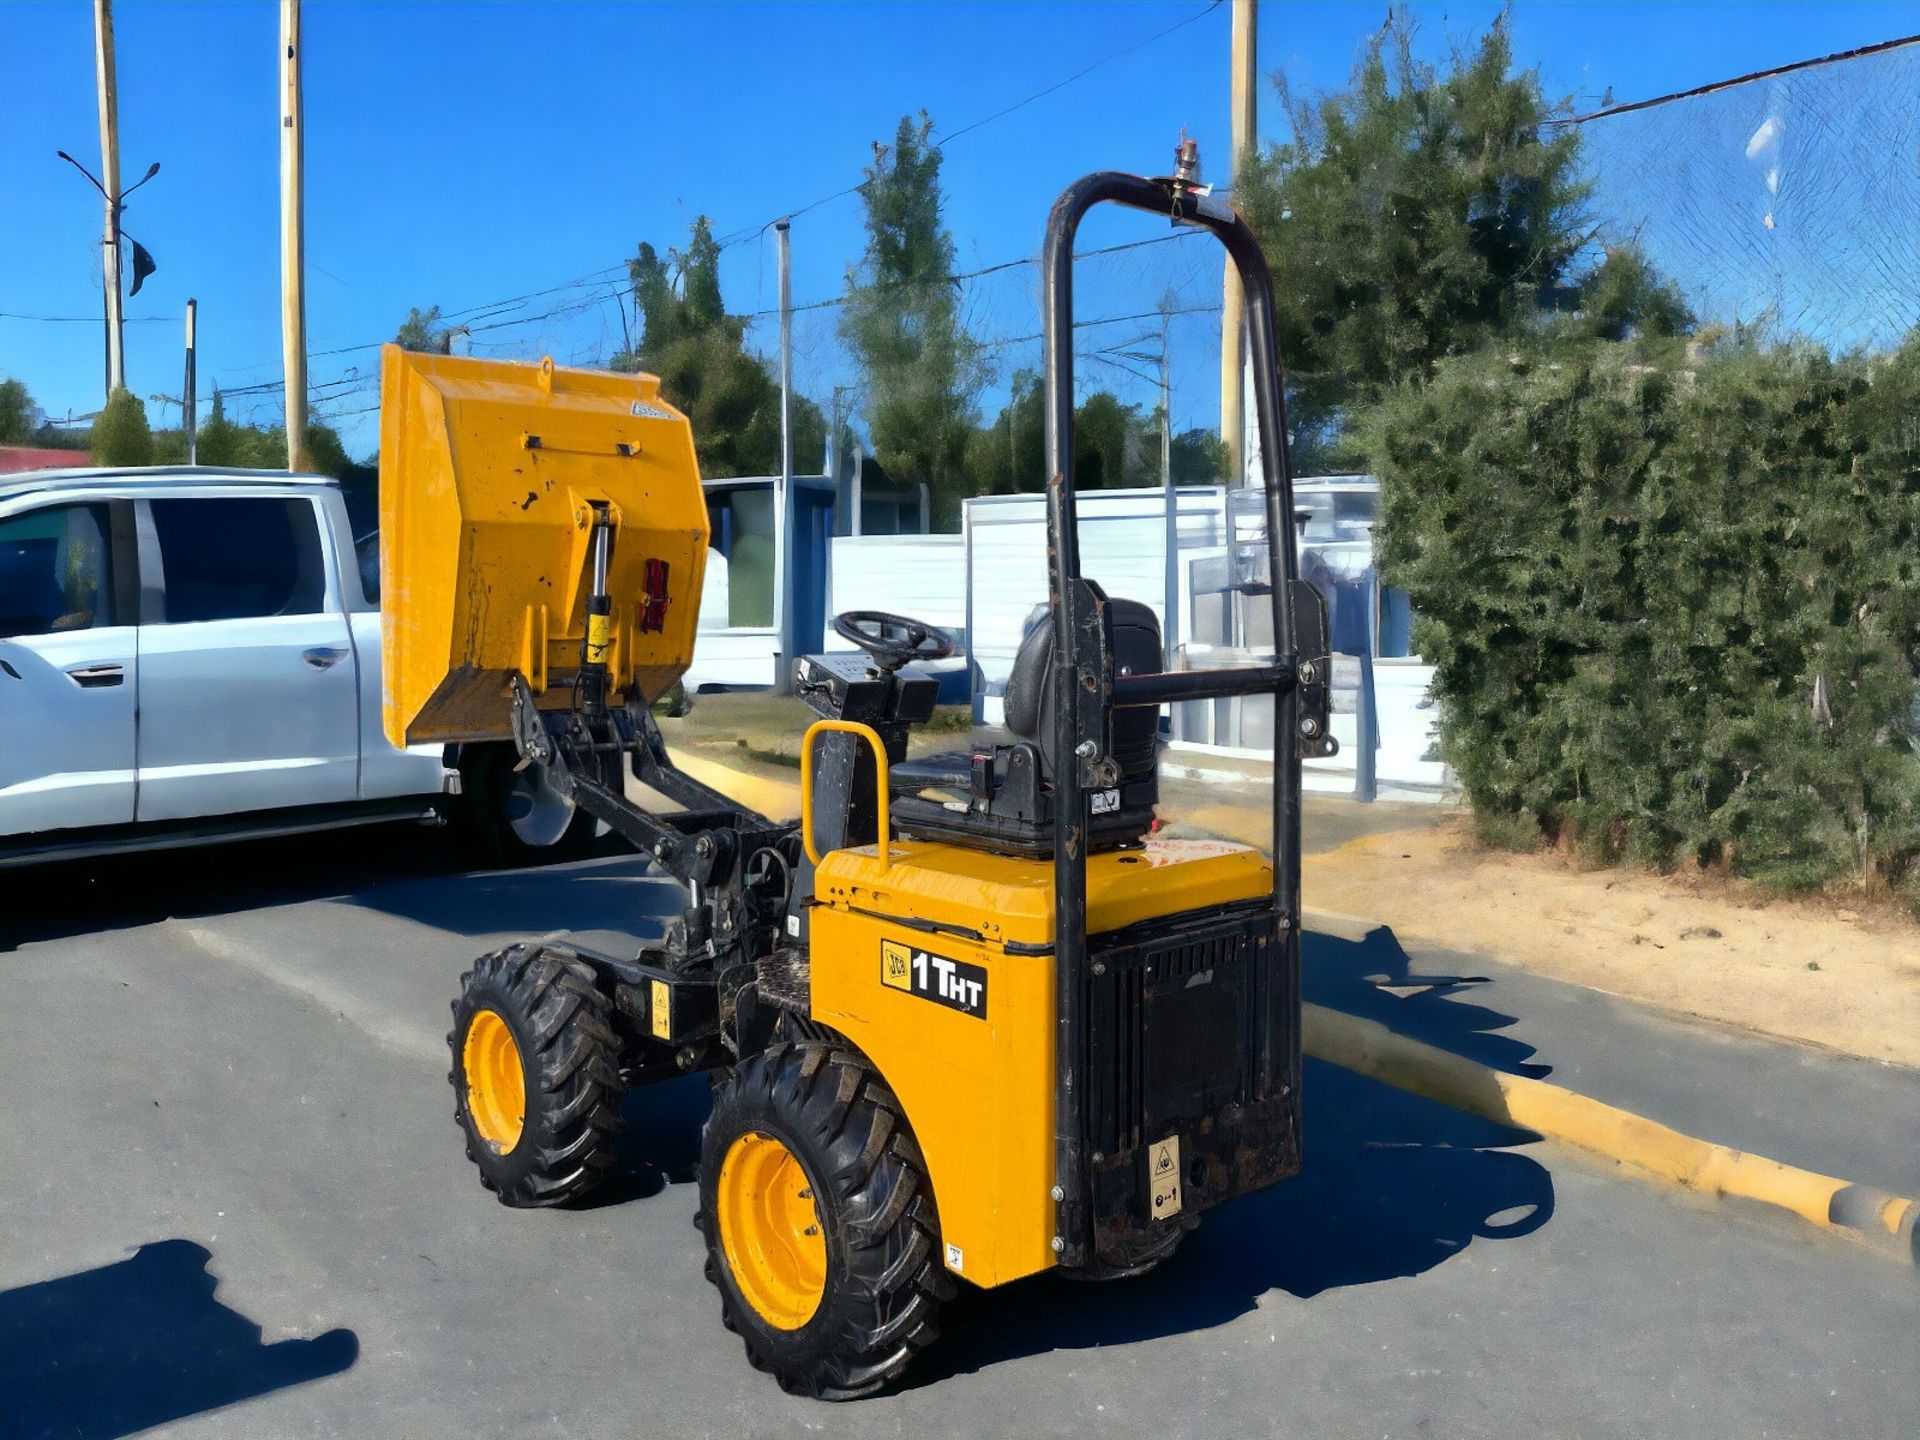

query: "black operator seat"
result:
(888, 593), (1164, 858)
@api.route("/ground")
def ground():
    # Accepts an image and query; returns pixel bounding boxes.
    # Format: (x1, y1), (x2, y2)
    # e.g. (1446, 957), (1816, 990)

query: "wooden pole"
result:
(279, 0), (310, 472)
(93, 0), (124, 398)
(1219, 0), (1255, 484)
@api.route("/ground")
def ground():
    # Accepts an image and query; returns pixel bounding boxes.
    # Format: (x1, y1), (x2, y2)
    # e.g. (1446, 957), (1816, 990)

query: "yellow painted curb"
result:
(1304, 1002), (1919, 1265)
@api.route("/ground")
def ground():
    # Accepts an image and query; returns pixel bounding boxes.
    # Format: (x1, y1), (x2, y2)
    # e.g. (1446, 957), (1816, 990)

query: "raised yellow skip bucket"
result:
(379, 346), (709, 747)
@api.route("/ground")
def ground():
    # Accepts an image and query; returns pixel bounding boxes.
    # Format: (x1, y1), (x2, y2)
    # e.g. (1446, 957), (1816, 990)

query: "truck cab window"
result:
(0, 505), (113, 638)
(149, 497), (327, 623)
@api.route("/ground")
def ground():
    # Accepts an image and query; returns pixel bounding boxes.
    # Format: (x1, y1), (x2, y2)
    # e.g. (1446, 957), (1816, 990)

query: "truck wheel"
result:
(449, 944), (624, 1207)
(457, 743), (596, 866)
(696, 1042), (953, 1399)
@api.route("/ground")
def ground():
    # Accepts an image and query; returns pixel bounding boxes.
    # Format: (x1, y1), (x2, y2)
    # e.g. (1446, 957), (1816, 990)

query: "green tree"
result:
(193, 388), (248, 467)
(1169, 427), (1228, 485)
(1577, 244), (1694, 341)
(1236, 12), (1589, 458)
(965, 370), (1044, 496)
(613, 216), (824, 477)
(183, 388), (350, 477)
(841, 113), (986, 529)
(395, 305), (453, 354)
(966, 374), (1165, 496)
(0, 377), (37, 443)
(90, 387), (153, 466)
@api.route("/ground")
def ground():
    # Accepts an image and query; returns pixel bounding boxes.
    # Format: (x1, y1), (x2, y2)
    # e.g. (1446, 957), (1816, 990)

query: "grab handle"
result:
(799, 720), (891, 869)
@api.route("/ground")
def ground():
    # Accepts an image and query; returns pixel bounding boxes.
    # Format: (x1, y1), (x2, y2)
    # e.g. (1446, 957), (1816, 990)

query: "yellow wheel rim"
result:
(462, 1009), (526, 1154)
(716, 1131), (827, 1330)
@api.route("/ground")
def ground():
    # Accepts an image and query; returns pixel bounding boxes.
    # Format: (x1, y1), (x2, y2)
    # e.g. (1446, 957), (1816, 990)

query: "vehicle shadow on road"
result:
(4, 828), (659, 952)
(922, 1058), (1554, 1385)
(920, 922), (1557, 1387)
(0, 1238), (357, 1440)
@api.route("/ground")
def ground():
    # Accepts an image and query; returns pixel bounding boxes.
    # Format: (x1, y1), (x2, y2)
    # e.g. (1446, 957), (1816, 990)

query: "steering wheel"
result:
(832, 610), (955, 673)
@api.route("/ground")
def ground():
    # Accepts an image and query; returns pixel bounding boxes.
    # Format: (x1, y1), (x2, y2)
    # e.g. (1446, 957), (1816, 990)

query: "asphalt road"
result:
(3, 826), (1917, 1440)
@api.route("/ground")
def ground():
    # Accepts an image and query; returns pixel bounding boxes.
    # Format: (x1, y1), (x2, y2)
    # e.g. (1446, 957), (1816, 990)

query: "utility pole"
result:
(1158, 313), (1180, 677)
(93, 0), (124, 396)
(279, 0), (311, 472)
(773, 218), (796, 693)
(1219, 0), (1256, 485)
(183, 298), (198, 464)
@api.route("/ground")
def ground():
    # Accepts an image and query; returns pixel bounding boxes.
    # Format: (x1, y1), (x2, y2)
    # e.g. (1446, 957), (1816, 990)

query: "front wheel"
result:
(449, 944), (625, 1207)
(697, 1042), (953, 1399)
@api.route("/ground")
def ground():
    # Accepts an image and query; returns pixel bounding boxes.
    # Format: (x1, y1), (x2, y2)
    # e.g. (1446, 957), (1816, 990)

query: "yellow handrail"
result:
(799, 720), (891, 869)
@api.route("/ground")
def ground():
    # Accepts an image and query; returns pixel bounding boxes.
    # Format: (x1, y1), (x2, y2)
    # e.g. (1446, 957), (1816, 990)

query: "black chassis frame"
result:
(1040, 159), (1323, 1266)
(505, 671), (801, 1078)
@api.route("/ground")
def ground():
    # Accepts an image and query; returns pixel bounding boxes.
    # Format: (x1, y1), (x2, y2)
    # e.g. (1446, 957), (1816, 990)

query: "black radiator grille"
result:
(1082, 906), (1278, 1160)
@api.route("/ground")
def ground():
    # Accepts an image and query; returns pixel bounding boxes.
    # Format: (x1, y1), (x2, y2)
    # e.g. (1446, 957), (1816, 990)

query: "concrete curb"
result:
(649, 756), (1916, 1264)
(1303, 1001), (1919, 1266)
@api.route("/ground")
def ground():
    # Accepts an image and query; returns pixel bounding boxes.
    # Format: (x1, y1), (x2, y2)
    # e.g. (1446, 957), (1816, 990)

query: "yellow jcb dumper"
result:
(381, 146), (1335, 1398)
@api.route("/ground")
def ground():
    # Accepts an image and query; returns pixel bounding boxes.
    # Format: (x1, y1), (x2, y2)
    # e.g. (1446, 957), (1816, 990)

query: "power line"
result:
(736, 231), (1205, 322)
(934, 1), (1223, 148)
(712, 0), (1224, 248)
(1554, 32), (1920, 125)
(0, 312), (171, 324)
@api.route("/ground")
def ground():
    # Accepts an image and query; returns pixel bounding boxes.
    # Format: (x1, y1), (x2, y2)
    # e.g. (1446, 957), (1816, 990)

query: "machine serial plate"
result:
(881, 939), (987, 1020)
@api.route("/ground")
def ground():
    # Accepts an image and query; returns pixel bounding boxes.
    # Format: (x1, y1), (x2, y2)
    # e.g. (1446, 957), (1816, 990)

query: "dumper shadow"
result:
(1303, 920), (1553, 1080)
(920, 921), (1557, 1385)
(0, 1239), (357, 1440)
(924, 1059), (1553, 1384)
(343, 853), (681, 944)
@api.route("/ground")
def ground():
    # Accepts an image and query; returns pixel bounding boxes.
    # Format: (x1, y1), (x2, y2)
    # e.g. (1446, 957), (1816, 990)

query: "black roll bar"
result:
(1042, 160), (1304, 1265)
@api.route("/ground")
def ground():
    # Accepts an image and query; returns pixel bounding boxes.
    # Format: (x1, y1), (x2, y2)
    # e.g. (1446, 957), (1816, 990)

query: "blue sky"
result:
(2, 1), (1912, 460)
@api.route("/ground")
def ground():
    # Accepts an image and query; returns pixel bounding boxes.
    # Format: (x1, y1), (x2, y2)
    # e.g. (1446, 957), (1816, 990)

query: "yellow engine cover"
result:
(807, 835), (1272, 1288)
(378, 346), (709, 747)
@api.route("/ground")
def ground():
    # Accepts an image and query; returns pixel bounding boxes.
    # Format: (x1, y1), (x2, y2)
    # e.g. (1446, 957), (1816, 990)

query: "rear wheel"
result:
(697, 1042), (953, 1399)
(449, 944), (624, 1207)
(456, 743), (596, 866)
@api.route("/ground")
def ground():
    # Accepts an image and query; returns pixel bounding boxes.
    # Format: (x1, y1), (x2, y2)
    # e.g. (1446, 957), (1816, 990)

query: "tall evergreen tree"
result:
(612, 216), (826, 478)
(1236, 12), (1589, 461)
(841, 113), (986, 529)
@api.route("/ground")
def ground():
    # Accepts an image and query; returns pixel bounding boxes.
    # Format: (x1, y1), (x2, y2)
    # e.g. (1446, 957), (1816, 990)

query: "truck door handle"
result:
(65, 662), (125, 688)
(302, 646), (348, 671)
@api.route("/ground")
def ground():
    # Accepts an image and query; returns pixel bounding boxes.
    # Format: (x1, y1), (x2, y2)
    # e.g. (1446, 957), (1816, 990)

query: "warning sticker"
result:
(881, 938), (987, 1020)
(1148, 1135), (1183, 1220)
(649, 979), (671, 1041)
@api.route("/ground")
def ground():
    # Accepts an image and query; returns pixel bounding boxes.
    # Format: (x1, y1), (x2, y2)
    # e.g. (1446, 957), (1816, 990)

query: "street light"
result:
(56, 151), (160, 394)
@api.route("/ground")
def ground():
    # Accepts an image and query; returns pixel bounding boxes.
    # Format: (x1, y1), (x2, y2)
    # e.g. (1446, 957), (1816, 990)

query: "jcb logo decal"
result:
(881, 939), (987, 1020)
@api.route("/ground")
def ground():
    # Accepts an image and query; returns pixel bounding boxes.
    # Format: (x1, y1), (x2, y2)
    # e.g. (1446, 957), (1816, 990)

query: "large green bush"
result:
(1372, 335), (1920, 891)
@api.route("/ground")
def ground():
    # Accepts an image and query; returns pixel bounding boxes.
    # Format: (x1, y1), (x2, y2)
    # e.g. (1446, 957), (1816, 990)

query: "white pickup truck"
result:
(0, 466), (588, 869)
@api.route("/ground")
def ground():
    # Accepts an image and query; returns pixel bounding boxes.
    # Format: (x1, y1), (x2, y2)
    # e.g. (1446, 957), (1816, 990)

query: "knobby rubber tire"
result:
(449, 943), (624, 1207)
(697, 1041), (954, 1399)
